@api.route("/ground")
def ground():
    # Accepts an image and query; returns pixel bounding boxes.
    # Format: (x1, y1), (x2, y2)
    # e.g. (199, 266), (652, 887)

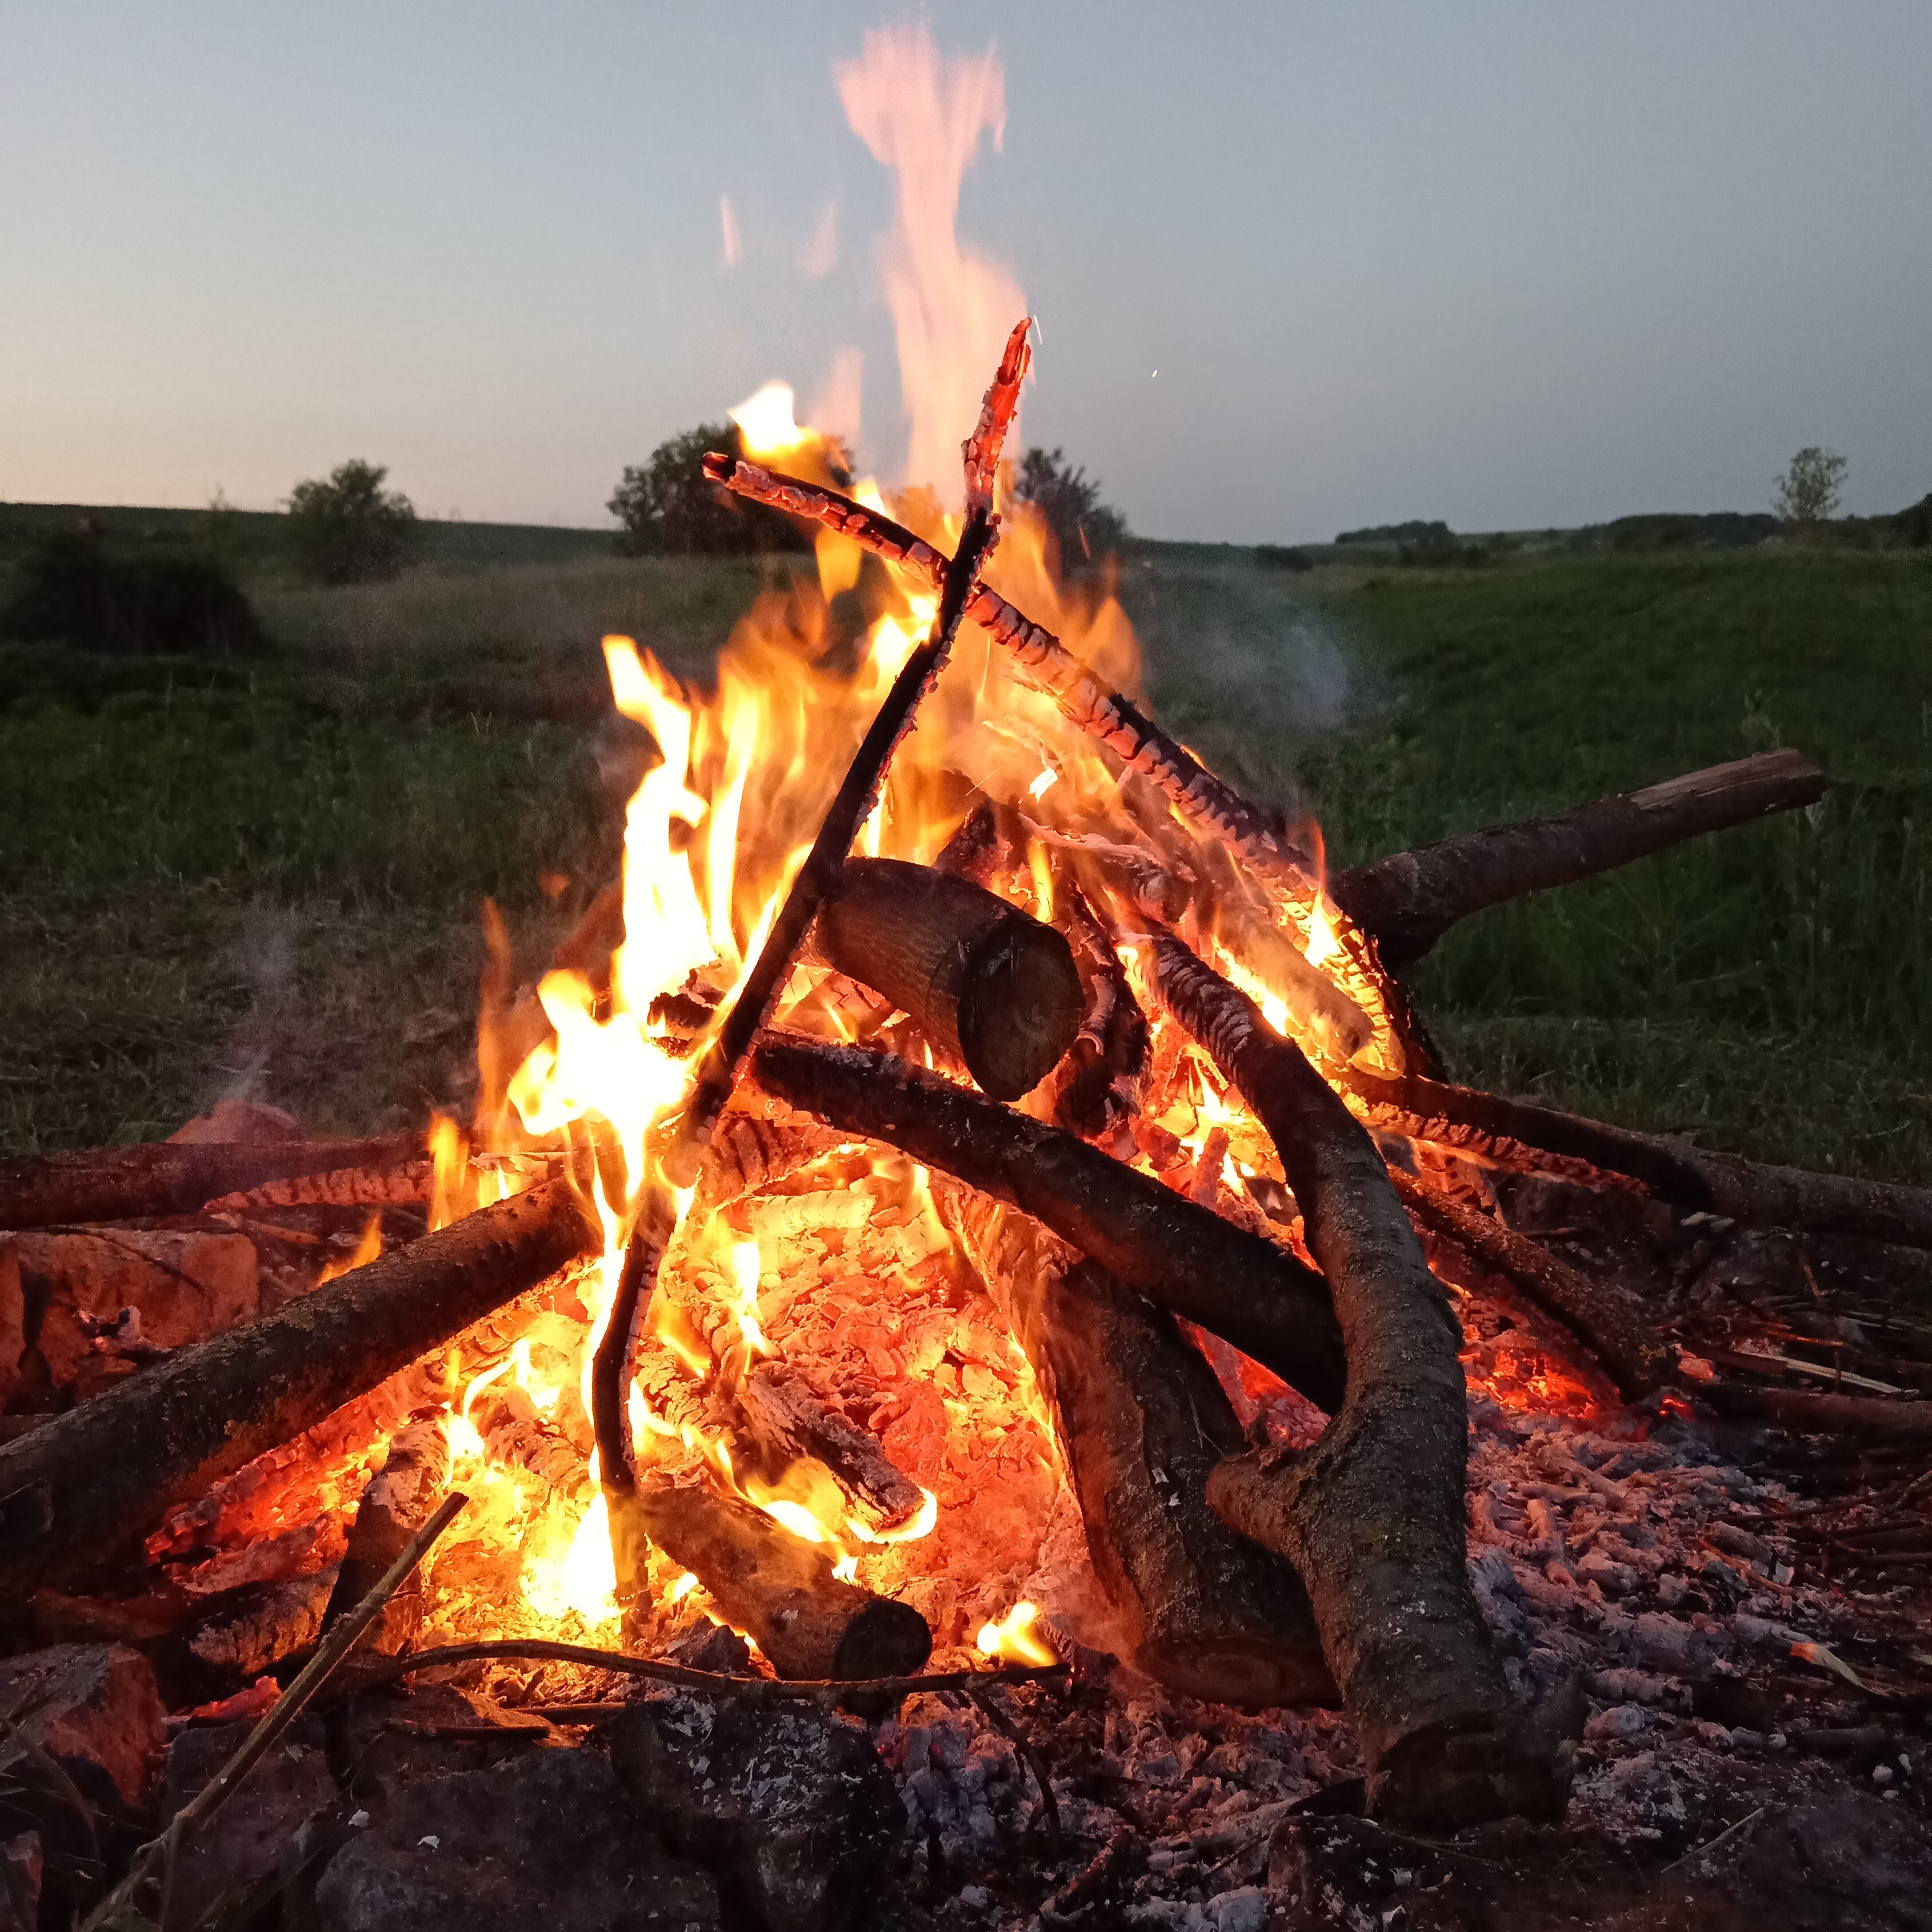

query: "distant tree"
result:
(609, 424), (811, 556)
(286, 459), (421, 584)
(1892, 492), (1932, 549)
(1773, 447), (1847, 526)
(1012, 447), (1129, 573)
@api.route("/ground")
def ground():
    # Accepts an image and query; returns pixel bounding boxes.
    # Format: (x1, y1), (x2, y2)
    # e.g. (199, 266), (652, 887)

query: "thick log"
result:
(737, 1368), (926, 1533)
(0, 1135), (422, 1232)
(961, 1200), (1335, 1708)
(615, 1477), (932, 1681)
(746, 1034), (1347, 1414)
(1149, 933), (1582, 1827)
(1389, 1171), (1673, 1401)
(1331, 750), (1829, 964)
(810, 857), (1083, 1102)
(0, 1178), (597, 1597)
(1342, 1068), (1932, 1248)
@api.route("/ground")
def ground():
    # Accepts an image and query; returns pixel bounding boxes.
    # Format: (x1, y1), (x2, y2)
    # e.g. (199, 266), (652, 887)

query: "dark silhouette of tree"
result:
(1012, 447), (1129, 573)
(609, 424), (813, 556)
(286, 460), (421, 584)
(1773, 447), (1847, 526)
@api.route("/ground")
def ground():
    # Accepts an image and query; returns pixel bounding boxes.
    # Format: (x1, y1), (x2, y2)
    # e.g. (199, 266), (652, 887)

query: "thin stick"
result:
(331, 1638), (1071, 1706)
(84, 1492), (468, 1932)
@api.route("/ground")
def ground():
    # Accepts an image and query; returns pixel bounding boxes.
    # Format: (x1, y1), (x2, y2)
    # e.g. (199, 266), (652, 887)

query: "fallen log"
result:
(960, 1199), (1336, 1708)
(1341, 1067), (1932, 1248)
(1330, 749), (1829, 964)
(0, 1135), (423, 1232)
(620, 1477), (932, 1681)
(1699, 1382), (1932, 1445)
(746, 1034), (1348, 1414)
(1148, 932), (1582, 1827)
(0, 1178), (598, 1597)
(1389, 1171), (1673, 1401)
(809, 857), (1082, 1102)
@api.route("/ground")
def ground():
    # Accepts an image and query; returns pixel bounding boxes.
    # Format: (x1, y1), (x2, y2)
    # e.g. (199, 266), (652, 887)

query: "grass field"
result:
(1, 535), (1927, 1188)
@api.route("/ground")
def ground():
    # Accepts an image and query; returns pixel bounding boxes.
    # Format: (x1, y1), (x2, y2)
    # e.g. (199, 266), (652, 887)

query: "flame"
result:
(1305, 893), (1341, 970)
(729, 380), (809, 463)
(317, 1212), (382, 1285)
(976, 1600), (1056, 1666)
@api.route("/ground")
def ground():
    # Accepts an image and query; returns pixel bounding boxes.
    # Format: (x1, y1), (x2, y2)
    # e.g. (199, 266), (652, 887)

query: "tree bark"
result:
(959, 1199), (1336, 1709)
(1042, 873), (1151, 1138)
(0, 1135), (423, 1232)
(1331, 749), (1829, 964)
(746, 1034), (1347, 1414)
(1390, 1171), (1674, 1401)
(1148, 932), (1582, 1827)
(0, 1178), (597, 1596)
(809, 857), (1083, 1103)
(612, 1476), (932, 1681)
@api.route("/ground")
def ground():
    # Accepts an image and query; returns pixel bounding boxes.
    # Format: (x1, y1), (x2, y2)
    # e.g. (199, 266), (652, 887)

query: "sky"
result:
(2, 3), (1928, 541)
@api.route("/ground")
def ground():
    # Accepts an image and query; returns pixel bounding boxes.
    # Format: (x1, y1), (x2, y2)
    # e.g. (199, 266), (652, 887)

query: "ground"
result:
(1, 535), (1927, 1192)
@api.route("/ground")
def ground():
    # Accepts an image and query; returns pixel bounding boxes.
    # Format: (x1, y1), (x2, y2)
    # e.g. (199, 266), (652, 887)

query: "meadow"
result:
(0, 531), (1926, 1190)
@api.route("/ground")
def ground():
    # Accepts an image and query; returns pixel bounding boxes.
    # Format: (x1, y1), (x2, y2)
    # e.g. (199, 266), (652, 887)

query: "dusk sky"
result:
(4, 4), (1927, 542)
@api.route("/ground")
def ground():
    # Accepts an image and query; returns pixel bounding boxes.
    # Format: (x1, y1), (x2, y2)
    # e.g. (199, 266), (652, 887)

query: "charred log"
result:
(1042, 873), (1150, 1138)
(319, 1419), (449, 1655)
(961, 1201), (1336, 1708)
(746, 1034), (1348, 1413)
(1149, 932), (1582, 1826)
(737, 1368), (926, 1533)
(1700, 1382), (1932, 1444)
(809, 857), (1083, 1102)
(1332, 750), (1829, 964)
(612, 1477), (932, 1681)
(1390, 1171), (1673, 1401)
(0, 1135), (423, 1232)
(0, 1179), (597, 1597)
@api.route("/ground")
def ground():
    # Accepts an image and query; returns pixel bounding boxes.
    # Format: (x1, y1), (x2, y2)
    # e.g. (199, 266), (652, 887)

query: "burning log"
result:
(1148, 933), (1582, 1826)
(1343, 1067), (1932, 1249)
(0, 1134), (422, 1232)
(737, 1368), (926, 1533)
(0, 1179), (596, 1597)
(961, 1201), (1336, 1708)
(620, 1477), (932, 1681)
(318, 1419), (448, 1655)
(808, 856), (1083, 1101)
(1331, 749), (1829, 964)
(746, 1034), (1348, 1413)
(1042, 869), (1150, 1137)
(1389, 1171), (1673, 1401)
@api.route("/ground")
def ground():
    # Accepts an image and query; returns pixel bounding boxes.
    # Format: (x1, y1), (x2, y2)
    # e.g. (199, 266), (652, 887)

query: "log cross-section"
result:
(1147, 932), (1582, 1826)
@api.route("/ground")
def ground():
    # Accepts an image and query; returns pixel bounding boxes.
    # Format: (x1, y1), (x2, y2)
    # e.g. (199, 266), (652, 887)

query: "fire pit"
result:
(1, 330), (1929, 1928)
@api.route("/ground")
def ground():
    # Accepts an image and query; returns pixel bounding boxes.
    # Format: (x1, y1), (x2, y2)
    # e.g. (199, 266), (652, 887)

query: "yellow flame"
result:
(976, 1600), (1056, 1666)
(317, 1212), (382, 1285)
(728, 379), (809, 462)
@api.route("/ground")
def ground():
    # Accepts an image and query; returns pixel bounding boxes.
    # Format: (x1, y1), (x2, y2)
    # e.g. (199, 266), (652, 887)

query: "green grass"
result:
(1, 540), (1927, 1188)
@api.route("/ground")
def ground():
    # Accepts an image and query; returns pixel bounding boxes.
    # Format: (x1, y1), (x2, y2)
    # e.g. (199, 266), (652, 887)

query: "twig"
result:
(327, 1638), (1071, 1707)
(83, 1491), (467, 1932)
(969, 1686), (1061, 1853)
(1660, 1805), (1765, 1877)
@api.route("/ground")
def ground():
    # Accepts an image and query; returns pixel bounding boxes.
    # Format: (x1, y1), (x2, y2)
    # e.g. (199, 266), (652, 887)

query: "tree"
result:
(1773, 447), (1847, 526)
(1012, 447), (1129, 574)
(286, 460), (421, 584)
(609, 424), (811, 556)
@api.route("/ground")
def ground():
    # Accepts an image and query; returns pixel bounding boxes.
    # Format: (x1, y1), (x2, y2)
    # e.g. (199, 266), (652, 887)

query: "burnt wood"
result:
(810, 856), (1083, 1102)
(737, 1368), (926, 1533)
(1149, 932), (1583, 1827)
(747, 1033), (1348, 1413)
(0, 1178), (597, 1597)
(1332, 749), (1829, 964)
(1043, 873), (1151, 1137)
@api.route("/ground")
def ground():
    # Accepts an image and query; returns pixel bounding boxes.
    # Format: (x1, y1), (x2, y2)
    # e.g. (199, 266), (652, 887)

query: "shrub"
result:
(1254, 544), (1313, 572)
(1892, 494), (1932, 549)
(1336, 519), (1452, 547)
(286, 460), (421, 584)
(1012, 447), (1129, 574)
(609, 424), (812, 556)
(0, 523), (261, 656)
(1773, 447), (1847, 526)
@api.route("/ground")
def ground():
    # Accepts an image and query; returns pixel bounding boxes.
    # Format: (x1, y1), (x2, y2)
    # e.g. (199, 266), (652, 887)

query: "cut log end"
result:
(958, 917), (1085, 1100)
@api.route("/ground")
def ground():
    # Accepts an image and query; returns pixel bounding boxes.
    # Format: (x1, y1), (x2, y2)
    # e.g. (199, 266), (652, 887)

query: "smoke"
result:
(797, 201), (839, 279)
(808, 347), (865, 452)
(835, 24), (1025, 504)
(209, 897), (299, 1109)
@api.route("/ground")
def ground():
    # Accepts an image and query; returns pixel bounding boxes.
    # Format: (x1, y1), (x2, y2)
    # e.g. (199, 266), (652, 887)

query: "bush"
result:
(286, 460), (421, 584)
(1892, 494), (1932, 549)
(1336, 519), (1452, 547)
(1773, 447), (1847, 526)
(1012, 447), (1129, 574)
(609, 424), (813, 557)
(0, 523), (261, 656)
(1254, 544), (1313, 572)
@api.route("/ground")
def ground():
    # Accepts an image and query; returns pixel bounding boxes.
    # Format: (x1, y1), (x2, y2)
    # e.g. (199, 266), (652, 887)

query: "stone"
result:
(612, 1691), (901, 1932)
(0, 1643), (167, 1807)
(313, 1746), (722, 1932)
(160, 1716), (338, 1928)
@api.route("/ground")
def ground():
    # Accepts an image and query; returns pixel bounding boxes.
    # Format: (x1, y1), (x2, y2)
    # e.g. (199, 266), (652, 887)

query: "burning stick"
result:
(1147, 932), (1583, 1827)
(631, 1476), (932, 1681)
(747, 1034), (1348, 1413)
(958, 1199), (1336, 1709)
(809, 856), (1083, 1101)
(596, 325), (1030, 1510)
(0, 1132), (424, 1231)
(737, 1368), (926, 1533)
(1331, 749), (1829, 965)
(1041, 867), (1151, 1137)
(0, 1179), (596, 1599)
(1389, 1170), (1673, 1401)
